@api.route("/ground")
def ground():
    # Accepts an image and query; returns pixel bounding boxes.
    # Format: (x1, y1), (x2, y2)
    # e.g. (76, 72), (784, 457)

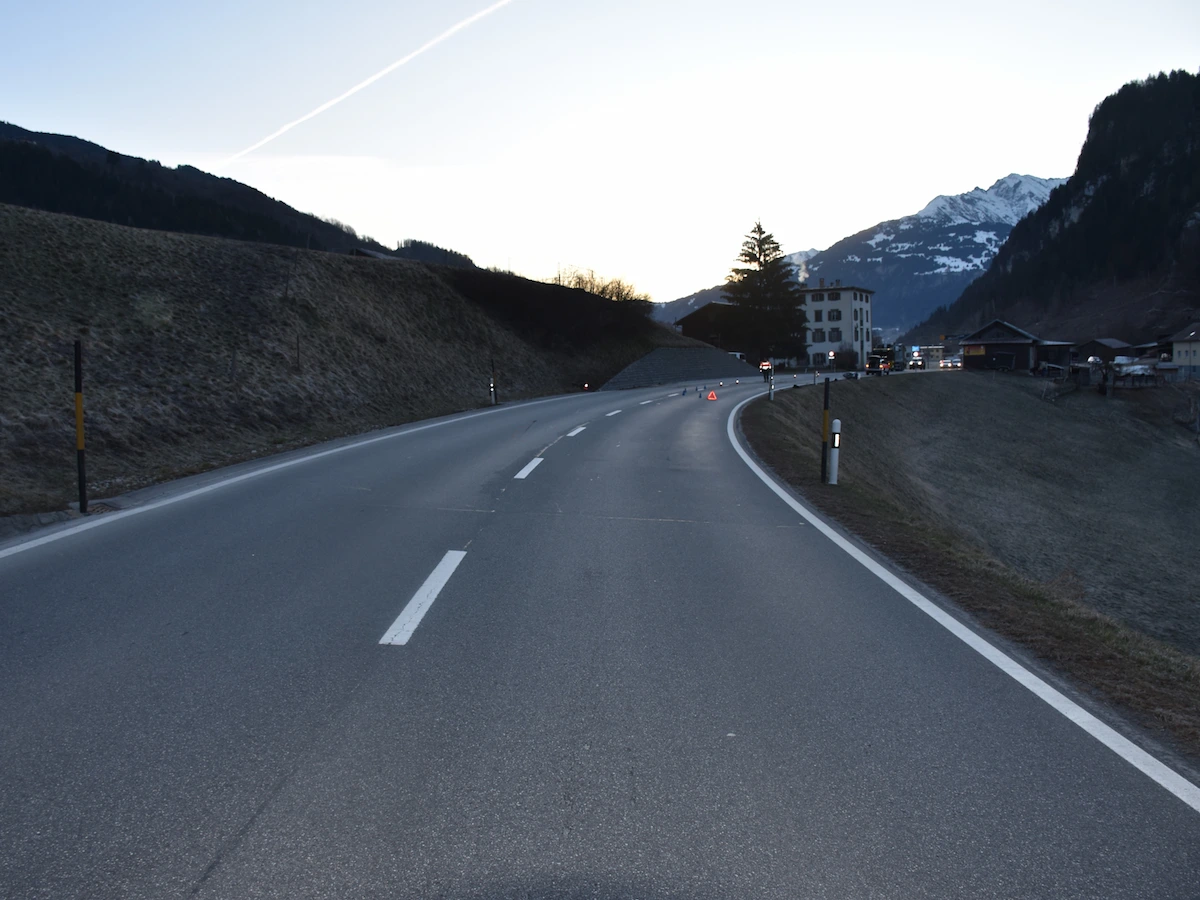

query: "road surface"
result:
(1, 382), (1197, 899)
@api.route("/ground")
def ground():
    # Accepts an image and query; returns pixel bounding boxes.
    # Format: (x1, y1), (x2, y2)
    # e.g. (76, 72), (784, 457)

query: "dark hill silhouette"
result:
(906, 70), (1200, 344)
(0, 121), (474, 266)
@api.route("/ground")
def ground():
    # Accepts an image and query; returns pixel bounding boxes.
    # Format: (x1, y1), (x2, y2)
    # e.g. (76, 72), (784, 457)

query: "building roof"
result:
(1170, 322), (1200, 343)
(961, 319), (1042, 344)
(1084, 337), (1131, 349)
(797, 285), (875, 295)
(351, 247), (400, 260)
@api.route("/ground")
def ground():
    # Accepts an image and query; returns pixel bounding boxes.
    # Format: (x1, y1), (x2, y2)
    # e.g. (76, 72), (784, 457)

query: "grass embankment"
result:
(0, 203), (699, 520)
(742, 372), (1200, 761)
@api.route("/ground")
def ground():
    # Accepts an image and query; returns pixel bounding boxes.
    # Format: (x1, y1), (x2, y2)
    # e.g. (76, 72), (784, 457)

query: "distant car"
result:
(939, 358), (952, 369)
(910, 358), (926, 370)
(950, 357), (962, 368)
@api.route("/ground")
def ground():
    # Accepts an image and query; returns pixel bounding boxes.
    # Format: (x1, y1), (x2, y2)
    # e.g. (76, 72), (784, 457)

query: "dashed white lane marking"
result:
(605, 410), (622, 417)
(379, 550), (467, 646)
(726, 391), (1200, 816)
(513, 457), (544, 479)
(0, 393), (581, 562)
(639, 399), (655, 405)
(566, 426), (586, 437)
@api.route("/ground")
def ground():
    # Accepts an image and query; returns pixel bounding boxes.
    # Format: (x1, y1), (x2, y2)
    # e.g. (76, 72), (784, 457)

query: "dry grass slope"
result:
(742, 372), (1200, 761)
(0, 203), (697, 518)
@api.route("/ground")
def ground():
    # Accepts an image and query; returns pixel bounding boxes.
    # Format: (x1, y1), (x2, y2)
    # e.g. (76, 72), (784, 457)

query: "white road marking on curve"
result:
(0, 393), (581, 562)
(639, 399), (655, 405)
(379, 550), (467, 646)
(513, 457), (544, 479)
(605, 410), (622, 417)
(567, 426), (586, 437)
(726, 390), (1200, 816)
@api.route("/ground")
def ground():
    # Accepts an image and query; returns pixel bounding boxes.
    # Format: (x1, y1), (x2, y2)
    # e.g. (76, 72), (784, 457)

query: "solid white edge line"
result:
(605, 409), (622, 416)
(566, 426), (586, 437)
(726, 391), (1200, 815)
(513, 457), (544, 479)
(0, 393), (580, 562)
(379, 550), (467, 646)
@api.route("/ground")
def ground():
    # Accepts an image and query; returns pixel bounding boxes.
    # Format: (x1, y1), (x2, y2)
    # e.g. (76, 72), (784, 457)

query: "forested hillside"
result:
(909, 70), (1200, 342)
(0, 121), (474, 266)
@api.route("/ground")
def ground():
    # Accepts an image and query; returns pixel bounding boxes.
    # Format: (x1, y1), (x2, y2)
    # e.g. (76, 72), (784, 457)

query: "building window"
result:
(812, 310), (823, 323)
(812, 293), (824, 302)
(829, 291), (841, 301)
(828, 308), (842, 321)
(855, 328), (860, 341)
(812, 329), (826, 343)
(865, 294), (870, 303)
(853, 308), (859, 321)
(829, 328), (842, 343)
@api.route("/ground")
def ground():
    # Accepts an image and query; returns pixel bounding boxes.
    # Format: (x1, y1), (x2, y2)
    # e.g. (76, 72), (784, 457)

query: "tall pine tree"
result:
(722, 221), (807, 361)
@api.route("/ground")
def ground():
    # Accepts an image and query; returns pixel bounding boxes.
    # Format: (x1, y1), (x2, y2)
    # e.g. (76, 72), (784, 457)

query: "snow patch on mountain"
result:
(918, 173), (1067, 226)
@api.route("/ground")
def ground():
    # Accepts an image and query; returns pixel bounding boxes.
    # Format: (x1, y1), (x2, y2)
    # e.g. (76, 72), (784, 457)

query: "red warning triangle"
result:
(706, 390), (718, 400)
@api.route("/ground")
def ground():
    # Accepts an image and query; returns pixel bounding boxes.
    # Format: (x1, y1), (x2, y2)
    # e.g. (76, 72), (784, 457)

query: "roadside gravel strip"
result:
(727, 390), (1200, 815)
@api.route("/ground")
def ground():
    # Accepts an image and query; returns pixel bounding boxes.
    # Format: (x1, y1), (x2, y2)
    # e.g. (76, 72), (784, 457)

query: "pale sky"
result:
(2, 1), (1197, 301)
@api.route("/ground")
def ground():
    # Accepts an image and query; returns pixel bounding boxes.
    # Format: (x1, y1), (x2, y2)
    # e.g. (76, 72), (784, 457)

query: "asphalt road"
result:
(1, 382), (1198, 899)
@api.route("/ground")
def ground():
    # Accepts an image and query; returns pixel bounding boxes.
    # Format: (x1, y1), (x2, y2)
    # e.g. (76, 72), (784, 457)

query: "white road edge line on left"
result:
(380, 550), (467, 646)
(0, 393), (582, 562)
(514, 457), (544, 479)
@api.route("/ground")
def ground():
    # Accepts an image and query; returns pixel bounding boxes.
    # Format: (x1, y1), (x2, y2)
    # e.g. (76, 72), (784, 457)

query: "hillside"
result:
(0, 121), (473, 266)
(908, 70), (1200, 343)
(0, 203), (697, 519)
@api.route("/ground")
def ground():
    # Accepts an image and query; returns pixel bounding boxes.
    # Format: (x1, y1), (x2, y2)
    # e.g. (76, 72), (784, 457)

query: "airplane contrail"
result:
(222, 0), (517, 166)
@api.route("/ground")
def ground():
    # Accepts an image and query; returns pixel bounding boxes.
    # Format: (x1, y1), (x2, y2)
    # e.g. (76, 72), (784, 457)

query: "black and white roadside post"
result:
(829, 418), (842, 486)
(769, 369), (775, 401)
(820, 377), (831, 483)
(490, 356), (497, 406)
(74, 339), (88, 515)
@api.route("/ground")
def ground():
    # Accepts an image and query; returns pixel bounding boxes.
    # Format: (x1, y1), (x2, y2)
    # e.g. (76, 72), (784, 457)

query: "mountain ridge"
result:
(0, 121), (475, 267)
(906, 70), (1200, 344)
(655, 175), (1064, 330)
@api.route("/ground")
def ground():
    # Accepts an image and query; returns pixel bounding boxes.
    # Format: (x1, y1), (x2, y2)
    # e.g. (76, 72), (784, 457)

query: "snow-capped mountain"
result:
(803, 174), (1066, 330)
(916, 173), (1065, 227)
(783, 247), (820, 282)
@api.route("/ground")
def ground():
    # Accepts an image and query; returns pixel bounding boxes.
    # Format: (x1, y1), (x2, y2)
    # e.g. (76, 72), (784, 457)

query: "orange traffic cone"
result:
(707, 390), (718, 401)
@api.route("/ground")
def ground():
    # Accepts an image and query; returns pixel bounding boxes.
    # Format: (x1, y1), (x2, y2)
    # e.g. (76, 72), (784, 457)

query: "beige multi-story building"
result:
(797, 278), (875, 368)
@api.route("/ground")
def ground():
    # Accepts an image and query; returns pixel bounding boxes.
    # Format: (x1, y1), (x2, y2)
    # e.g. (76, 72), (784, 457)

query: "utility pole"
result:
(74, 340), (88, 514)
